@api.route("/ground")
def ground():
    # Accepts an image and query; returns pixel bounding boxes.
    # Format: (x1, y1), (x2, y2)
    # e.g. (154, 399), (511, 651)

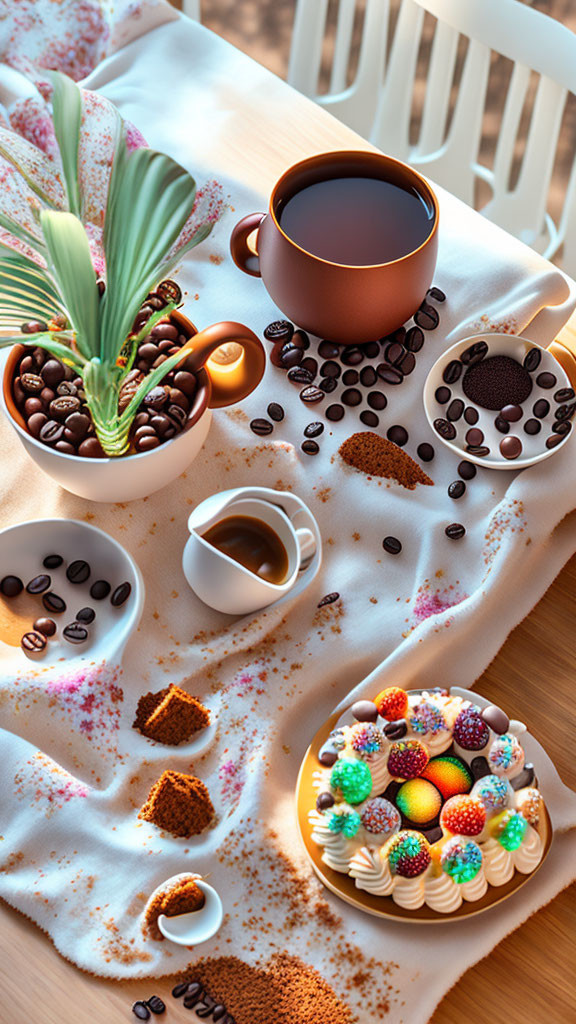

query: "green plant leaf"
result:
(0, 331), (84, 370)
(0, 254), (65, 328)
(47, 71), (82, 217)
(40, 210), (100, 359)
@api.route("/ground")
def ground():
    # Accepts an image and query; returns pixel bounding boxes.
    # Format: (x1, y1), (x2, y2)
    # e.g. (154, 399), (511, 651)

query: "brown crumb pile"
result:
(143, 876), (205, 941)
(190, 953), (353, 1024)
(133, 684), (210, 745)
(138, 770), (214, 837)
(339, 431), (434, 489)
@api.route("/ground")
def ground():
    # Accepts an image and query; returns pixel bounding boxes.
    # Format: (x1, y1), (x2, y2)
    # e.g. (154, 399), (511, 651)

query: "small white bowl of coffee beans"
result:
(423, 333), (574, 469)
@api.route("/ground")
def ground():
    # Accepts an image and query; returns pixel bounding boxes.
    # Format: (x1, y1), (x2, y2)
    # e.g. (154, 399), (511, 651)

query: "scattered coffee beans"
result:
(387, 425), (408, 446)
(90, 580), (111, 600)
(445, 523), (466, 540)
(76, 607), (95, 623)
(382, 536), (402, 554)
(326, 404), (344, 421)
(132, 1002), (151, 1021)
(111, 582), (131, 607)
(448, 480), (466, 499)
(63, 622), (89, 644)
(250, 418), (273, 436)
(304, 422), (324, 438)
(367, 391), (387, 410)
(299, 386), (324, 404)
(301, 439), (319, 455)
(66, 560), (90, 584)
(434, 418), (456, 440)
(33, 617), (57, 636)
(1, 575), (23, 597)
(146, 995), (166, 1014)
(43, 554), (63, 569)
(458, 460), (476, 480)
(21, 630), (47, 653)
(42, 592), (66, 614)
(317, 593), (340, 608)
(267, 402), (284, 422)
(26, 574), (51, 594)
(264, 320), (293, 342)
(360, 410), (379, 427)
(417, 443), (434, 462)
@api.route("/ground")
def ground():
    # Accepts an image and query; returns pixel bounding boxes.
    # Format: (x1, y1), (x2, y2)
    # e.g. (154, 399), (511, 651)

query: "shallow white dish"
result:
(157, 878), (223, 946)
(423, 333), (573, 469)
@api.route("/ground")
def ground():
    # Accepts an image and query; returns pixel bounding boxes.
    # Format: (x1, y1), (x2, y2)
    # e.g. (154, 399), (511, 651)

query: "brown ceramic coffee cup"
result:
(230, 150), (439, 345)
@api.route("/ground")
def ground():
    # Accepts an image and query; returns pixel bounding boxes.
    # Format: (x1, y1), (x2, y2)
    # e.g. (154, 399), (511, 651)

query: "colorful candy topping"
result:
(330, 758), (372, 804)
(490, 808), (528, 850)
(349, 722), (385, 756)
(471, 774), (511, 812)
(421, 755), (473, 798)
(488, 733), (525, 777)
(360, 797), (401, 837)
(386, 830), (431, 878)
(440, 794), (486, 837)
(440, 837), (483, 883)
(515, 787), (541, 827)
(374, 686), (408, 721)
(387, 739), (430, 780)
(453, 706), (490, 751)
(328, 807), (362, 838)
(396, 778), (442, 825)
(409, 699), (447, 736)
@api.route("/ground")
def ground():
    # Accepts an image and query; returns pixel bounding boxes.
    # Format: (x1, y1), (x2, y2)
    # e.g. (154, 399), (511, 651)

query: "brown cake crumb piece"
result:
(133, 684), (210, 745)
(138, 770), (214, 838)
(339, 431), (434, 489)
(143, 876), (205, 941)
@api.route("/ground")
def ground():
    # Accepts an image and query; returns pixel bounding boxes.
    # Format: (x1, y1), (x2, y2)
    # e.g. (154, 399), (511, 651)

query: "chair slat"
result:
(492, 62), (531, 194)
(330, 0), (357, 94)
(417, 20), (460, 156)
(371, 0), (425, 160)
(288, 0), (330, 98)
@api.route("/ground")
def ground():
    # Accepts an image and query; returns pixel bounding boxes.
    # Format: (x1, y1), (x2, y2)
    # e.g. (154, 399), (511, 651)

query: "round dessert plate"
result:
(0, 518), (144, 668)
(296, 689), (552, 923)
(423, 334), (573, 469)
(158, 879), (223, 945)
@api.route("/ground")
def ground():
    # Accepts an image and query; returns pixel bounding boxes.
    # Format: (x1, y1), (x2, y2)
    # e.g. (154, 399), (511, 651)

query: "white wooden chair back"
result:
(288, 0), (576, 274)
(181, 0), (201, 21)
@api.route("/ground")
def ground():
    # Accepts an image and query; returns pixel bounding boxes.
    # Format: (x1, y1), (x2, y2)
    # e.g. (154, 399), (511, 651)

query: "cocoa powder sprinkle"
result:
(339, 431), (434, 489)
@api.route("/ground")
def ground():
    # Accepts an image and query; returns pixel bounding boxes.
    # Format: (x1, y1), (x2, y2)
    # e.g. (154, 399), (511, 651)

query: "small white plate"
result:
(423, 334), (573, 469)
(157, 878), (223, 945)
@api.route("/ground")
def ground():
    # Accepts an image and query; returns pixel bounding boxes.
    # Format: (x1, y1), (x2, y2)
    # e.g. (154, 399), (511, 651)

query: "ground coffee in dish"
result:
(203, 515), (289, 584)
(277, 176), (434, 266)
(462, 355), (533, 411)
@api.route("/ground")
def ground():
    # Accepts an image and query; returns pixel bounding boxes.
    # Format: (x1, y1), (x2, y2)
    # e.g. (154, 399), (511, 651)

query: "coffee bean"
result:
(465, 428), (484, 446)
(387, 424), (408, 446)
(33, 617), (56, 636)
(21, 630), (47, 653)
(146, 995), (166, 1014)
(21, 372), (44, 393)
(63, 622), (89, 644)
(318, 592), (340, 607)
(42, 592), (66, 614)
(185, 982), (204, 999)
(301, 439), (319, 455)
(362, 341), (380, 358)
(50, 396), (81, 419)
(546, 433), (562, 448)
(173, 371), (197, 397)
(57, 381), (78, 398)
(383, 327), (406, 346)
(342, 369), (359, 386)
(213, 1007), (227, 1022)
(464, 407), (479, 425)
(138, 343), (159, 363)
(481, 704), (510, 734)
(448, 480), (466, 499)
(1, 575), (23, 597)
(286, 366), (313, 385)
(26, 574), (51, 594)
(66, 560), (90, 584)
(111, 582), (131, 607)
(135, 425), (156, 441)
(553, 420), (572, 435)
(383, 341), (405, 368)
(471, 756), (491, 780)
(166, 404), (187, 429)
(414, 300), (439, 330)
(318, 340), (339, 359)
(144, 386), (168, 411)
(510, 763), (536, 791)
(536, 371), (556, 389)
(167, 387), (188, 411)
(405, 326), (424, 352)
(523, 348), (542, 372)
(435, 386), (451, 404)
(250, 418), (273, 436)
(458, 460), (476, 480)
(292, 329), (310, 350)
(427, 286), (446, 302)
(360, 410), (379, 427)
(443, 360), (462, 384)
(499, 435), (522, 460)
(384, 718), (407, 740)
(39, 419), (64, 444)
(501, 404), (522, 422)
(398, 350), (416, 375)
(524, 418), (541, 435)
(304, 422), (324, 438)
(532, 399), (550, 419)
(417, 442), (434, 462)
(197, 998), (217, 1019)
(341, 387), (362, 406)
(376, 363), (403, 385)
(40, 387), (55, 405)
(445, 523), (466, 539)
(21, 319), (48, 334)
(494, 415), (510, 434)
(319, 377), (337, 393)
(555, 402), (576, 422)
(367, 391), (387, 410)
(360, 366), (377, 387)
(269, 343), (285, 368)
(264, 320), (293, 342)
(382, 536), (402, 554)
(279, 341), (303, 368)
(351, 700), (378, 723)
(447, 399), (464, 422)
(13, 377), (26, 406)
(267, 402), (284, 422)
(183, 993), (203, 1009)
(90, 580), (111, 600)
(300, 356), (318, 376)
(326, 403), (344, 421)
(76, 607), (95, 623)
(172, 982), (189, 998)
(341, 346), (363, 366)
(466, 445), (490, 457)
(299, 386), (324, 404)
(41, 360), (66, 388)
(132, 1003), (151, 1021)
(434, 418), (456, 440)
(55, 440), (76, 455)
(554, 387), (575, 403)
(461, 340), (488, 366)
(63, 412), (91, 444)
(320, 360), (340, 378)
(150, 322), (179, 342)
(24, 397), (43, 417)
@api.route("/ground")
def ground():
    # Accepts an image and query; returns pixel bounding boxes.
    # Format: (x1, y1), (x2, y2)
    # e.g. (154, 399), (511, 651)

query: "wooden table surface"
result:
(1, 17), (575, 1023)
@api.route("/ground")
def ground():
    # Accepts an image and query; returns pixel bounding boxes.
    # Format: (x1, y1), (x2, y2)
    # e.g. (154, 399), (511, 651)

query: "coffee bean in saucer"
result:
(21, 630), (47, 653)
(1, 575), (23, 597)
(466, 445), (490, 457)
(555, 402), (576, 422)
(555, 387), (575, 403)
(524, 418), (541, 435)
(435, 386), (451, 405)
(536, 371), (556, 389)
(76, 607), (95, 624)
(43, 554), (63, 570)
(90, 579), (111, 600)
(250, 418), (273, 436)
(445, 523), (466, 540)
(111, 582), (131, 607)
(499, 436), (522, 460)
(63, 622), (89, 644)
(447, 399), (464, 422)
(434, 418), (456, 440)
(267, 402), (284, 422)
(42, 592), (66, 614)
(461, 340), (488, 366)
(523, 348), (541, 372)
(464, 407), (479, 425)
(500, 404), (522, 422)
(443, 360), (461, 384)
(26, 574), (51, 594)
(494, 416), (510, 434)
(553, 420), (572, 436)
(546, 433), (562, 448)
(66, 560), (90, 584)
(33, 617), (56, 637)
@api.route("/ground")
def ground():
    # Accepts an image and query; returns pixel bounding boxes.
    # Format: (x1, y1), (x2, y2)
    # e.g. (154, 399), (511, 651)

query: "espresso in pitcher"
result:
(202, 515), (289, 584)
(278, 175), (434, 266)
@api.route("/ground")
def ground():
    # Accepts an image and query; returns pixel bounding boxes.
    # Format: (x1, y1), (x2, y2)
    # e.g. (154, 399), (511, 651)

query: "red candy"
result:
(440, 795), (486, 837)
(453, 706), (490, 751)
(387, 739), (429, 780)
(374, 686), (408, 721)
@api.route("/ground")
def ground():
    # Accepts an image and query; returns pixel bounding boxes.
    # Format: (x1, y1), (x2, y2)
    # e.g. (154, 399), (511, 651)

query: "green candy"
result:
(330, 758), (372, 805)
(497, 809), (528, 851)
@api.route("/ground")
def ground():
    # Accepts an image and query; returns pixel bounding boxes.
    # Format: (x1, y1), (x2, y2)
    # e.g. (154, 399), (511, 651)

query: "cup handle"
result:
(230, 213), (266, 277)
(175, 321), (266, 408)
(295, 527), (317, 568)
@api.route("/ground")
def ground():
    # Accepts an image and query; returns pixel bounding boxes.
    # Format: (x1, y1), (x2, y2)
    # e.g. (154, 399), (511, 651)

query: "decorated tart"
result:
(308, 687), (545, 914)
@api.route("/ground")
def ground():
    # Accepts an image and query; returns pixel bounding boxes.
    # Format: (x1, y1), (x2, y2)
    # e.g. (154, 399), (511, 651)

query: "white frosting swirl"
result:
(349, 846), (394, 896)
(423, 868), (462, 913)
(366, 752), (390, 795)
(460, 866), (488, 902)
(308, 810), (354, 873)
(391, 874), (426, 909)
(513, 825), (543, 874)
(482, 838), (514, 885)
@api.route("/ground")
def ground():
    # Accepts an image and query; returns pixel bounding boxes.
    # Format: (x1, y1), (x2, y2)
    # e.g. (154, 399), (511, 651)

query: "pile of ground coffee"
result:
(339, 431), (434, 489)
(462, 354), (533, 410)
(138, 770), (214, 837)
(143, 876), (205, 941)
(133, 684), (210, 744)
